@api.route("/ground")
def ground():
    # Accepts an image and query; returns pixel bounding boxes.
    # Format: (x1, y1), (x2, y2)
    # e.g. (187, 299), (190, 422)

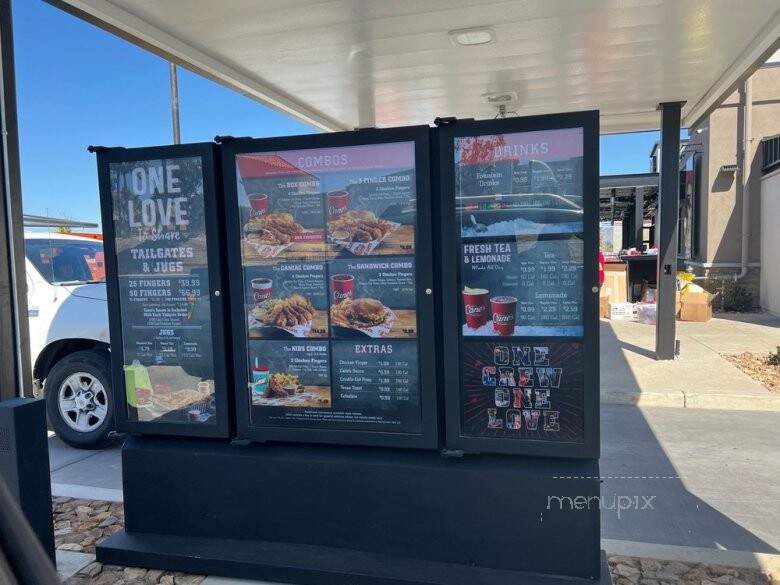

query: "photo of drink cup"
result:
(251, 364), (269, 398)
(326, 190), (349, 220)
(330, 274), (355, 304)
(248, 193), (269, 217)
(462, 287), (489, 329)
(251, 278), (273, 305)
(491, 296), (517, 336)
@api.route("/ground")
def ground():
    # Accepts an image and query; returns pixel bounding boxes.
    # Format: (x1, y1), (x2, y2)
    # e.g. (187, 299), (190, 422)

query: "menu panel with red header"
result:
(224, 128), (437, 448)
(440, 113), (599, 458)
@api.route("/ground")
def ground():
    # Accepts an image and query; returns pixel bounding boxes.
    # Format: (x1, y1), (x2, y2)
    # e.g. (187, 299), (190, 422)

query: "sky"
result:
(14, 0), (669, 227)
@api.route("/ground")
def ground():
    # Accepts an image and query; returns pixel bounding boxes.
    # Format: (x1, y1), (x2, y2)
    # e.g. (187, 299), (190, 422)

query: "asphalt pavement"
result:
(48, 404), (780, 553)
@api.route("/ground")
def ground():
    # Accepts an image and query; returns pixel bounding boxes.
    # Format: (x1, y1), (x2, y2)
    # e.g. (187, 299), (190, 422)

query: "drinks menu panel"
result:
(226, 131), (434, 446)
(99, 145), (228, 437)
(441, 116), (598, 457)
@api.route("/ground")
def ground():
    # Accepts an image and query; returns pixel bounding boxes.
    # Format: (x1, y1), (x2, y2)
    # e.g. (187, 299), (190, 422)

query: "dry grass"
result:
(723, 351), (780, 391)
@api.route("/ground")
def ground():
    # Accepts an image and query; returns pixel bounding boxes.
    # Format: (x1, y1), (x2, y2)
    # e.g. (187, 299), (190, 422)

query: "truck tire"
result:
(45, 350), (115, 449)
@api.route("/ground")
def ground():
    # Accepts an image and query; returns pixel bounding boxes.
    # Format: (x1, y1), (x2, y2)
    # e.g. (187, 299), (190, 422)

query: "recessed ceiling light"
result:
(448, 27), (496, 47)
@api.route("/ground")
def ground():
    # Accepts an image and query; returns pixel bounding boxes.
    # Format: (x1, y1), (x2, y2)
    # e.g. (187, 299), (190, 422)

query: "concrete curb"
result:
(51, 482), (124, 502)
(602, 538), (780, 575)
(56, 550), (96, 581)
(602, 389), (780, 411)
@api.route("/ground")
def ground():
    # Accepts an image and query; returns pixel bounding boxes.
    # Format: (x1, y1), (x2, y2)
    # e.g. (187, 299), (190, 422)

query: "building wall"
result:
(760, 168), (780, 315)
(691, 65), (780, 268)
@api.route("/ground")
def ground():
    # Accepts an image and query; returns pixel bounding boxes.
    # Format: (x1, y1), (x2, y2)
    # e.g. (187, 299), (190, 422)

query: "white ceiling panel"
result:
(50, 0), (780, 133)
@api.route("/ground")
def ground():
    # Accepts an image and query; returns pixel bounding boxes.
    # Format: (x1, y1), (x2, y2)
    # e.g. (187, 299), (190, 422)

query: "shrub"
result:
(720, 281), (754, 312)
(699, 278), (754, 312)
(769, 346), (780, 367)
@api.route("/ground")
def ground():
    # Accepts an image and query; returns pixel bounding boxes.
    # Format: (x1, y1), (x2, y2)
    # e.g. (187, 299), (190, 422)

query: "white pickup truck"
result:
(25, 232), (114, 448)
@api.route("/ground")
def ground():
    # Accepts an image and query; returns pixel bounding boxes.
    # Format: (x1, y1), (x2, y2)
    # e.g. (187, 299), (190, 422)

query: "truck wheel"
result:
(45, 350), (115, 449)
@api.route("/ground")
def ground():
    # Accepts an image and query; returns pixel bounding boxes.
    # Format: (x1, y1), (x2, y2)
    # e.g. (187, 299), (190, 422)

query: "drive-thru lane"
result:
(48, 405), (780, 552)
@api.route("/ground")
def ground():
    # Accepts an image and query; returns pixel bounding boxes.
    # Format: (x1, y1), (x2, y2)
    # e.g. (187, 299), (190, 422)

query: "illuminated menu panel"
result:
(109, 156), (217, 425)
(234, 142), (422, 434)
(454, 128), (586, 442)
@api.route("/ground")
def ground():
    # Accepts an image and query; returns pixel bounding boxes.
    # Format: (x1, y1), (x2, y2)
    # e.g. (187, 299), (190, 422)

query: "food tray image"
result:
(247, 294), (317, 338)
(331, 300), (397, 338)
(248, 312), (313, 338)
(329, 220), (401, 256)
(327, 209), (402, 256)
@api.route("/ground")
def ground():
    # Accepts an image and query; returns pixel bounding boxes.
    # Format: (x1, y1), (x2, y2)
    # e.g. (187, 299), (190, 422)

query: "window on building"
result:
(678, 156), (695, 259)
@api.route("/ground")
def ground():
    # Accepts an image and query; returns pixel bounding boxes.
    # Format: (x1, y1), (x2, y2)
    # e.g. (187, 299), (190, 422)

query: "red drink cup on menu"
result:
(326, 190), (349, 219)
(248, 193), (268, 217)
(462, 287), (489, 329)
(251, 278), (273, 304)
(491, 296), (517, 336)
(330, 274), (355, 304)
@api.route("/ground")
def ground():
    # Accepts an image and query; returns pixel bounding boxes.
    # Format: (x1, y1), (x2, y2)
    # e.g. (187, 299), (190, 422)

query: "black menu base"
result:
(98, 531), (612, 585)
(104, 436), (604, 582)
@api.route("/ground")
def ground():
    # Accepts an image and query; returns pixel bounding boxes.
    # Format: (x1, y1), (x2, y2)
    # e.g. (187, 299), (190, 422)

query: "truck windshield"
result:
(25, 238), (106, 285)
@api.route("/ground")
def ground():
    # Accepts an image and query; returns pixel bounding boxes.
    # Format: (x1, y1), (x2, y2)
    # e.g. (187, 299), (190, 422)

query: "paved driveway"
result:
(601, 313), (780, 409)
(48, 403), (780, 553)
(49, 434), (123, 501)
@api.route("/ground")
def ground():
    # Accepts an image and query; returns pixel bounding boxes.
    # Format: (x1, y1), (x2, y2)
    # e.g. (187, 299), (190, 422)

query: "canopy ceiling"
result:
(50, 0), (780, 133)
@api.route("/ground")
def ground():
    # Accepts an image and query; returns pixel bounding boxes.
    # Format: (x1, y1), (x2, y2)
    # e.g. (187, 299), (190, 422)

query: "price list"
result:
(235, 139), (424, 437)
(109, 155), (218, 425)
(331, 341), (419, 424)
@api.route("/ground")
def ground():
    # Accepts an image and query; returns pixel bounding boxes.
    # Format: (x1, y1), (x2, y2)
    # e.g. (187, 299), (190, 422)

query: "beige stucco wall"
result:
(692, 65), (780, 266)
(760, 168), (780, 315)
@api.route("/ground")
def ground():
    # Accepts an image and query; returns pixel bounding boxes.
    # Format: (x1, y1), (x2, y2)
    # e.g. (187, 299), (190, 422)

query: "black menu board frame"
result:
(222, 126), (438, 449)
(96, 143), (231, 438)
(437, 112), (600, 458)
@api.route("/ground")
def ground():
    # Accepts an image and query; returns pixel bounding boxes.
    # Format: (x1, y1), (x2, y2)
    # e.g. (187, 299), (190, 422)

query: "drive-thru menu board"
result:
(441, 115), (598, 457)
(99, 145), (228, 436)
(225, 130), (435, 446)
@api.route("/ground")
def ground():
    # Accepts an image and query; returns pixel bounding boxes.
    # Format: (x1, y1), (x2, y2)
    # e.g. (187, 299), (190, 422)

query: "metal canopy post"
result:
(655, 102), (683, 360)
(634, 187), (644, 249)
(0, 0), (31, 399)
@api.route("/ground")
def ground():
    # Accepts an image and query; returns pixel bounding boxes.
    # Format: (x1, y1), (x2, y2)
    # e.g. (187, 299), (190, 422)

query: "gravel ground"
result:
(723, 352), (779, 391)
(56, 498), (775, 585)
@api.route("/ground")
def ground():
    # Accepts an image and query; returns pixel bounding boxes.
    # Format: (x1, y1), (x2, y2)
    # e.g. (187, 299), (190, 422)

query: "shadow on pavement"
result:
(599, 322), (777, 553)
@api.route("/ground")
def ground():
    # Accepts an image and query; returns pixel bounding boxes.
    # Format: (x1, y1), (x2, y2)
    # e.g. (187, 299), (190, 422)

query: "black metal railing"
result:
(762, 134), (780, 173)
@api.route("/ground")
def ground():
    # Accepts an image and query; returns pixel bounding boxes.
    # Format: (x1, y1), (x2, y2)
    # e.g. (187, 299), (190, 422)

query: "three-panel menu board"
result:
(97, 111), (599, 458)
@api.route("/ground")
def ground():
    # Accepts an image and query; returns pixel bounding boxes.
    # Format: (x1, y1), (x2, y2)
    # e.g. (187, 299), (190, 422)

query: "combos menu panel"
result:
(231, 140), (424, 437)
(453, 128), (587, 444)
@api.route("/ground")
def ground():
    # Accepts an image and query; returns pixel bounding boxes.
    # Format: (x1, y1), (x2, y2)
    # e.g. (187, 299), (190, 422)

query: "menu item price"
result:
(461, 238), (583, 337)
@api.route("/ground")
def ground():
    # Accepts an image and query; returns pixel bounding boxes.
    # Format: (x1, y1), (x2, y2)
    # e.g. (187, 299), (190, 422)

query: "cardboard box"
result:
(600, 295), (610, 318)
(679, 291), (713, 322)
(609, 302), (636, 320)
(604, 263), (628, 303)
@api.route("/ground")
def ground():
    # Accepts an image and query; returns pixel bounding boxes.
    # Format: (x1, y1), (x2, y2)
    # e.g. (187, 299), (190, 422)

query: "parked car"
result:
(24, 231), (113, 448)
